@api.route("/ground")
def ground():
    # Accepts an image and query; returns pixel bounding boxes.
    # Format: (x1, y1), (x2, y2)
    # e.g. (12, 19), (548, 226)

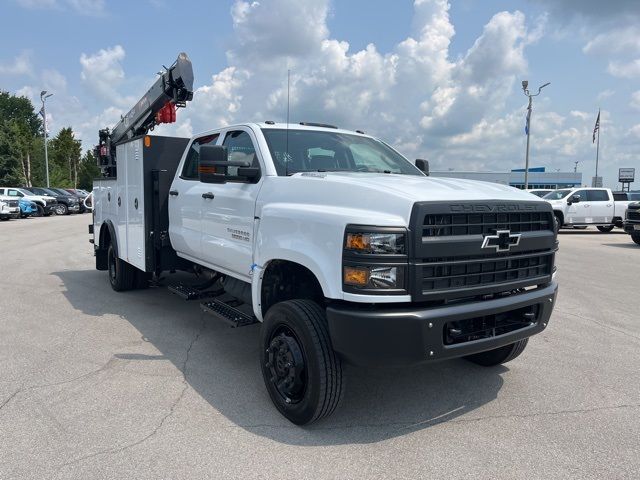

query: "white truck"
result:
(544, 187), (632, 232)
(91, 54), (559, 425)
(0, 196), (20, 220)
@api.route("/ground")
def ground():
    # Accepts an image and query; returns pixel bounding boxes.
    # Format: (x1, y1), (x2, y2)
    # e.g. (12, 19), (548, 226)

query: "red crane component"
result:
(155, 101), (177, 124)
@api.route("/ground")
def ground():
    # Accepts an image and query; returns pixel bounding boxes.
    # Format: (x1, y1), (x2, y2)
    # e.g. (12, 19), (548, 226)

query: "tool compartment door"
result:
(124, 138), (146, 270)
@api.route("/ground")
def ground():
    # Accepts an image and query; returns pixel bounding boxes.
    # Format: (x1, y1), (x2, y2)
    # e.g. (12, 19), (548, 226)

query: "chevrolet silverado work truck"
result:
(90, 53), (558, 424)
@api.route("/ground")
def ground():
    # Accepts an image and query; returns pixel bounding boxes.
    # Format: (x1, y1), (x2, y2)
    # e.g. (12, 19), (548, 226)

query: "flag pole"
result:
(595, 109), (600, 180)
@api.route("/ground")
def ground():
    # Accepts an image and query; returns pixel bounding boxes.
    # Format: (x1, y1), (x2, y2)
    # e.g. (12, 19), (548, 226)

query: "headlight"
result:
(343, 225), (408, 294)
(345, 232), (405, 254)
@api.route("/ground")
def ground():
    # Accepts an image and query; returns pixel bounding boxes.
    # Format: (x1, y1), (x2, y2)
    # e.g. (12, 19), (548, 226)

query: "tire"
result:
(34, 205), (44, 217)
(596, 225), (614, 233)
(631, 232), (640, 246)
(464, 338), (529, 367)
(260, 300), (344, 425)
(107, 244), (136, 291)
(54, 203), (68, 215)
(553, 212), (562, 233)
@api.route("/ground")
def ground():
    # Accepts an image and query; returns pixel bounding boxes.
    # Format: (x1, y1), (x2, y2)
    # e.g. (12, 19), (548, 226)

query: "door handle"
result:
(202, 192), (215, 199)
(606, 204), (612, 207)
(169, 190), (179, 196)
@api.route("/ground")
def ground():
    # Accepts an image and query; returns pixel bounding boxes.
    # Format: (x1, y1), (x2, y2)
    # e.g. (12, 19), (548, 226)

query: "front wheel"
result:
(464, 339), (529, 366)
(597, 225), (614, 233)
(631, 232), (640, 246)
(260, 300), (344, 425)
(54, 204), (68, 215)
(553, 213), (562, 233)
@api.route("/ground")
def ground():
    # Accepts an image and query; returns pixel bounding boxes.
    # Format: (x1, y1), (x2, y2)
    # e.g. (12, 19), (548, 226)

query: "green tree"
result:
(49, 127), (82, 187)
(77, 149), (100, 191)
(0, 91), (43, 186)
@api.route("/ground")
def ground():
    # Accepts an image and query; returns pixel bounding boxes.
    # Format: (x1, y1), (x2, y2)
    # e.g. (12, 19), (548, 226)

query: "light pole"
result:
(521, 80), (550, 189)
(40, 90), (53, 187)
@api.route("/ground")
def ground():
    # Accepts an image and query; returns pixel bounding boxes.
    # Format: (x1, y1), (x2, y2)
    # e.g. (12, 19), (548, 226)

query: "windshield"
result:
(261, 129), (423, 176)
(50, 188), (69, 196)
(543, 189), (571, 200)
(529, 190), (550, 198)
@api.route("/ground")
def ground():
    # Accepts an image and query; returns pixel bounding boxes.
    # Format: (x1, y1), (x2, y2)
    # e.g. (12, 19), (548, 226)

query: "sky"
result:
(1, 0), (639, 188)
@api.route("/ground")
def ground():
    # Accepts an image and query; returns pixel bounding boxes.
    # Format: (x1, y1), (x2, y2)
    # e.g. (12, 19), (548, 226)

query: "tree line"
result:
(0, 91), (100, 190)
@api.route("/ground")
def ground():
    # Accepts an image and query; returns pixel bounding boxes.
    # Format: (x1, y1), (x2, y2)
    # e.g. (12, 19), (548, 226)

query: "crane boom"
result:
(95, 52), (194, 176)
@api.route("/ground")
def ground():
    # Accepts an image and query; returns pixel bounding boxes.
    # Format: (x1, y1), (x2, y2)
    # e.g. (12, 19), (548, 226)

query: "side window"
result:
(222, 130), (259, 180)
(573, 190), (588, 201)
(8, 189), (22, 197)
(613, 193), (627, 201)
(181, 133), (219, 180)
(588, 190), (609, 202)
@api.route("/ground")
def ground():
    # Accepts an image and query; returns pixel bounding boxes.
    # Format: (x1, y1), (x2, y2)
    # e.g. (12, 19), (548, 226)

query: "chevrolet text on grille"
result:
(450, 204), (538, 212)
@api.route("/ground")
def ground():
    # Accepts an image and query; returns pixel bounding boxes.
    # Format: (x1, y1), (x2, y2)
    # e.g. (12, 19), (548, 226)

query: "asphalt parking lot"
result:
(1, 215), (639, 479)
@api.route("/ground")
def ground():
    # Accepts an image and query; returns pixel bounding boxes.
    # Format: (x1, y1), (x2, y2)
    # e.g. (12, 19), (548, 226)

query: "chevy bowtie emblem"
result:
(481, 230), (521, 252)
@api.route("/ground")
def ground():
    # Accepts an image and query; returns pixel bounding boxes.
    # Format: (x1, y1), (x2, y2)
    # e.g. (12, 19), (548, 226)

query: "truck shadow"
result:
(54, 269), (506, 446)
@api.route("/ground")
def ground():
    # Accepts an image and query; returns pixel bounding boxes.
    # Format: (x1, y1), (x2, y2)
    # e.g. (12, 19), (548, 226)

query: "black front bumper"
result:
(327, 282), (558, 367)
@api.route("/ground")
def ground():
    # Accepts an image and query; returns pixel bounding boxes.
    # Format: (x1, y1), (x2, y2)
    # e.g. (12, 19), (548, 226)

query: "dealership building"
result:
(430, 167), (582, 190)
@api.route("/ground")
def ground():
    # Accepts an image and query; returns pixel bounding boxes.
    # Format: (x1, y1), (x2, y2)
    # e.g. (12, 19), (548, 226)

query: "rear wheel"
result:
(631, 232), (640, 246)
(107, 244), (136, 291)
(464, 339), (529, 366)
(597, 225), (614, 233)
(260, 300), (344, 425)
(54, 204), (68, 215)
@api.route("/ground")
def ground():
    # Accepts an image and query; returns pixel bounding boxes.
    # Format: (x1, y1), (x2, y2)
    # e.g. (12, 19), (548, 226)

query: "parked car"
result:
(48, 187), (88, 213)
(0, 187), (57, 216)
(26, 187), (80, 215)
(62, 188), (90, 213)
(0, 196), (21, 220)
(623, 202), (640, 245)
(543, 187), (630, 232)
(18, 198), (38, 218)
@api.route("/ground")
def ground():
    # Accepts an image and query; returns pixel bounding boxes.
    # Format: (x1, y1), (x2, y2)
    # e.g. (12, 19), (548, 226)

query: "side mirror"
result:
(415, 159), (429, 176)
(199, 145), (228, 184)
(568, 194), (580, 204)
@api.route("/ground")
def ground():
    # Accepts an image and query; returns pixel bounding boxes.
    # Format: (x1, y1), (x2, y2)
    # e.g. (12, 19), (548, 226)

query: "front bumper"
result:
(69, 204), (80, 212)
(327, 282), (558, 367)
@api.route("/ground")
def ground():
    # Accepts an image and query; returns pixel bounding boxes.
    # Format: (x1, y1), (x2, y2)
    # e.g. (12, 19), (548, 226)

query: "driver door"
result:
(566, 189), (590, 224)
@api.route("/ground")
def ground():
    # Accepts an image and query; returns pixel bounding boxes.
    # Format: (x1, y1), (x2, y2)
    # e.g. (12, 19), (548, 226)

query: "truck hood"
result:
(259, 172), (545, 227)
(304, 172), (536, 202)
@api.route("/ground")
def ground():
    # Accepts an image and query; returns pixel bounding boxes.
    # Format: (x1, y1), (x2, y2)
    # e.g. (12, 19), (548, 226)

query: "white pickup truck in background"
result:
(544, 187), (632, 232)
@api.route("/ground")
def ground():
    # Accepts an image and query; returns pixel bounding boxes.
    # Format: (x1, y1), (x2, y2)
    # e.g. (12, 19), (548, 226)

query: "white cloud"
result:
(597, 89), (615, 101)
(583, 26), (640, 55)
(80, 45), (127, 104)
(607, 59), (640, 78)
(0, 51), (33, 76)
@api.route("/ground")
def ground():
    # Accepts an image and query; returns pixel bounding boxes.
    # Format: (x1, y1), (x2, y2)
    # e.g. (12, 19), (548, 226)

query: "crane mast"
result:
(95, 52), (194, 176)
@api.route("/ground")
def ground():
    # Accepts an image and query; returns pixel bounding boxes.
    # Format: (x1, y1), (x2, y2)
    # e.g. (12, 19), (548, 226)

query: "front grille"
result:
(423, 211), (552, 237)
(410, 201), (556, 302)
(8, 200), (19, 208)
(422, 251), (553, 292)
(628, 210), (640, 221)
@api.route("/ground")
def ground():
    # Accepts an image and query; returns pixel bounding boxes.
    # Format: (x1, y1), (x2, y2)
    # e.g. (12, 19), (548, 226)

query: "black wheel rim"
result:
(108, 249), (117, 284)
(265, 325), (307, 405)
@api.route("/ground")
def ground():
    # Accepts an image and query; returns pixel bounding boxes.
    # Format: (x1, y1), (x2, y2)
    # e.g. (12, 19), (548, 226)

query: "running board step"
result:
(201, 299), (258, 328)
(167, 283), (221, 300)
